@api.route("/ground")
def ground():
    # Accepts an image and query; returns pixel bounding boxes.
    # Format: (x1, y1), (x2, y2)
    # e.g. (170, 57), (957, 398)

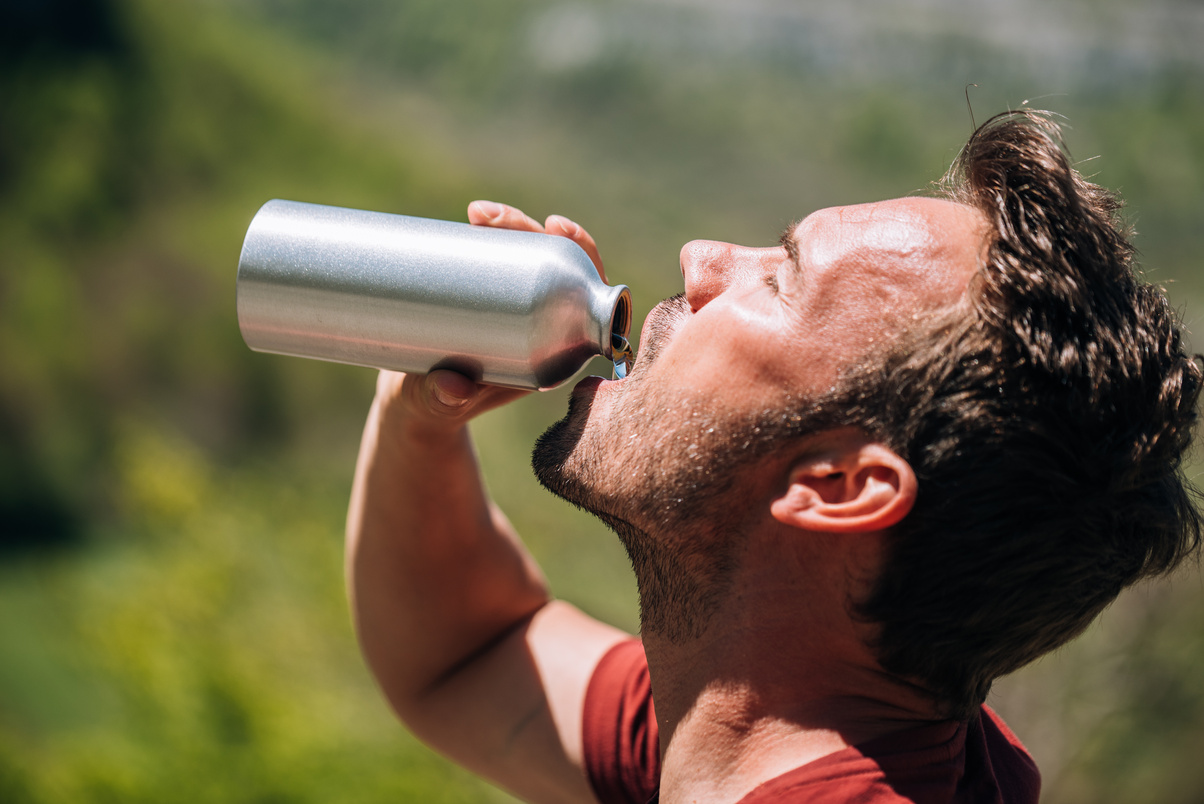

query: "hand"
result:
(377, 200), (607, 432)
(374, 367), (526, 436)
(467, 199), (608, 283)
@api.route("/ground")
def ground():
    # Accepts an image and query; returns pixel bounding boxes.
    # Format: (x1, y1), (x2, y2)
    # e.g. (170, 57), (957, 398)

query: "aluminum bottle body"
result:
(236, 200), (633, 390)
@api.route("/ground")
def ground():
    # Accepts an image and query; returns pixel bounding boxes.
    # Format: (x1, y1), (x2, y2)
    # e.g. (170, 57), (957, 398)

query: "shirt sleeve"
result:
(974, 706), (1042, 803)
(582, 639), (661, 804)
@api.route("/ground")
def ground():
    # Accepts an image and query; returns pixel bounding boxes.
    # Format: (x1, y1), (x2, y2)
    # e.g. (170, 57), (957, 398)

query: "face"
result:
(533, 197), (988, 641)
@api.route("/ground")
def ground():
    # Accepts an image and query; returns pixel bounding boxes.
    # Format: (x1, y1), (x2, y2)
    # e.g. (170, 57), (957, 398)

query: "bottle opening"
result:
(610, 290), (631, 348)
(610, 290), (634, 380)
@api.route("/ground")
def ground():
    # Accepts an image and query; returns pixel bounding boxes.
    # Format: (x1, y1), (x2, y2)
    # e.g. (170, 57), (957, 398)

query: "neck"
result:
(638, 536), (944, 804)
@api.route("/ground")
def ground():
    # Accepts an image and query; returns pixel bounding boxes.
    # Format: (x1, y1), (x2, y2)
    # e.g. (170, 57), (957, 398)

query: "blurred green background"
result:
(2, 0), (1203, 801)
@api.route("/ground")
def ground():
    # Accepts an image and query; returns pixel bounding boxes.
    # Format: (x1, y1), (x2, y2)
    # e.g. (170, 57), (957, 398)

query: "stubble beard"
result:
(532, 298), (865, 642)
(532, 295), (751, 643)
(533, 392), (747, 643)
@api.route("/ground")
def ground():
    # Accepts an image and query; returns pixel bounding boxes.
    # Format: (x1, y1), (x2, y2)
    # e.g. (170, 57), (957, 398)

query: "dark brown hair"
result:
(844, 111), (1202, 719)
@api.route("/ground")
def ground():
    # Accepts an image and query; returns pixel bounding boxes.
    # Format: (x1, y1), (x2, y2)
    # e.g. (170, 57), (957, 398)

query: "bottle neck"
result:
(591, 283), (632, 361)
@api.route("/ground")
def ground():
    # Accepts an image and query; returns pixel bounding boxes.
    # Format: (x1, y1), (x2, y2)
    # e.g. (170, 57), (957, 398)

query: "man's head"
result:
(535, 110), (1202, 719)
(534, 196), (987, 643)
(839, 111), (1203, 718)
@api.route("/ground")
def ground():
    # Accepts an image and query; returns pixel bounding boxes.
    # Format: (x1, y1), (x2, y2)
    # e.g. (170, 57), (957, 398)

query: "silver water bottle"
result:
(236, 200), (633, 390)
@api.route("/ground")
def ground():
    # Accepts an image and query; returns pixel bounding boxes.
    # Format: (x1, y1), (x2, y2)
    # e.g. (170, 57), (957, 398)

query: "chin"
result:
(532, 393), (598, 505)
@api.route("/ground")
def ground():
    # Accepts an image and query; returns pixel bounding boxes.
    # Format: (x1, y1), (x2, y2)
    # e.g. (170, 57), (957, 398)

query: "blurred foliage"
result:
(1, 0), (1203, 801)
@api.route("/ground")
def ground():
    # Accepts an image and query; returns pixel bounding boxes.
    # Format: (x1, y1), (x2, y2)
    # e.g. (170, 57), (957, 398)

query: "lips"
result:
(573, 374), (606, 395)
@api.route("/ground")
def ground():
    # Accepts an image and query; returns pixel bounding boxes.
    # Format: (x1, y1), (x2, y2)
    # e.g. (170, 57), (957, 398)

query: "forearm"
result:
(346, 372), (550, 721)
(344, 204), (626, 802)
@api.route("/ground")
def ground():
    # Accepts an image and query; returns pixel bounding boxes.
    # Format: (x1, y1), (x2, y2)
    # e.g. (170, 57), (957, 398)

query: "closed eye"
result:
(779, 223), (801, 265)
(779, 222), (804, 285)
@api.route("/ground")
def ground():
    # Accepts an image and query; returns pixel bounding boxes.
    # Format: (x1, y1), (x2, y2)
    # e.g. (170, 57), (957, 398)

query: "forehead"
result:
(790, 196), (988, 311)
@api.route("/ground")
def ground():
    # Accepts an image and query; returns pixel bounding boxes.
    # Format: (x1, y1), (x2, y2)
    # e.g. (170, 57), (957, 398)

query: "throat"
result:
(657, 696), (853, 804)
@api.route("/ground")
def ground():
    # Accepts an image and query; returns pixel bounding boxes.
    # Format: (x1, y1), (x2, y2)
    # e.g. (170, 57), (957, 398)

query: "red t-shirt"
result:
(583, 640), (1041, 804)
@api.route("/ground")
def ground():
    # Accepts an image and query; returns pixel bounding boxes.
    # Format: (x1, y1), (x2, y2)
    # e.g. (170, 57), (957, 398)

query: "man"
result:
(345, 112), (1201, 803)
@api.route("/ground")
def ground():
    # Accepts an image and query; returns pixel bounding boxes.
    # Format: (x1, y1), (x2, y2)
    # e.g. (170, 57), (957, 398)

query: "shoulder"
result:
(582, 639), (661, 804)
(732, 706), (1040, 804)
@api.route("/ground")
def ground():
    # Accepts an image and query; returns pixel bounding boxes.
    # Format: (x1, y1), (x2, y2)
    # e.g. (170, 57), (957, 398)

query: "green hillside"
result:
(2, 0), (1204, 802)
(0, 2), (589, 801)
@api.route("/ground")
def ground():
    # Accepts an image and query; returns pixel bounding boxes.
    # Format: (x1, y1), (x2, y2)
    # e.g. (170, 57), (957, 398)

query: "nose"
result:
(679, 240), (776, 311)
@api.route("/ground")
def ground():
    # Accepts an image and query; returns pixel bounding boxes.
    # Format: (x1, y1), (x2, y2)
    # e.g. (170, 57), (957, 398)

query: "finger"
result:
(393, 370), (531, 425)
(468, 200), (545, 233)
(426, 370), (478, 413)
(545, 214), (607, 283)
(379, 369), (477, 427)
(422, 372), (531, 421)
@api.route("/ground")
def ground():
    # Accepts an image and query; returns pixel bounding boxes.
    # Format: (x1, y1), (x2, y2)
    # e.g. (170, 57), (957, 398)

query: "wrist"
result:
(373, 393), (469, 456)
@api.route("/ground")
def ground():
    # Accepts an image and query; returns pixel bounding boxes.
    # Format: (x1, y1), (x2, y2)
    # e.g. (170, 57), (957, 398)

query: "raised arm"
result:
(345, 202), (629, 804)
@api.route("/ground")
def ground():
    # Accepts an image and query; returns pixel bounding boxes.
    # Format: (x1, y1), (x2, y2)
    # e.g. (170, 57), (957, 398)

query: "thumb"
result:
(425, 370), (477, 415)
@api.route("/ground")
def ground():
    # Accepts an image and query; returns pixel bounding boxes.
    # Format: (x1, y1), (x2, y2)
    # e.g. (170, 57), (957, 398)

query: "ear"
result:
(769, 441), (917, 534)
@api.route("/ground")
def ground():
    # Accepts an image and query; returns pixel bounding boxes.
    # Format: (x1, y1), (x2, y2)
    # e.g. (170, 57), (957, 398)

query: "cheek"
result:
(806, 266), (904, 326)
(670, 323), (795, 398)
(801, 272), (931, 364)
